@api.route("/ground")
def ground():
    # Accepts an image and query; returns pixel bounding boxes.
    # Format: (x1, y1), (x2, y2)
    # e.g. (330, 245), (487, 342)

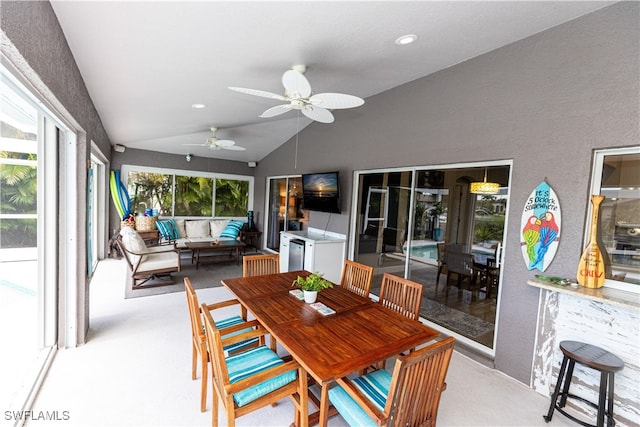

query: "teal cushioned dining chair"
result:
(184, 277), (260, 413)
(201, 302), (308, 427)
(328, 336), (455, 427)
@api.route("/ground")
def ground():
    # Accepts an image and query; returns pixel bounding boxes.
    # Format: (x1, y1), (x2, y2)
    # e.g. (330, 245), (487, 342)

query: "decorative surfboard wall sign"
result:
(520, 180), (561, 272)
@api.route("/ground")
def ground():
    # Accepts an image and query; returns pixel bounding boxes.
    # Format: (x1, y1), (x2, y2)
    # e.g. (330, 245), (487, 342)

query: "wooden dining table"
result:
(221, 270), (440, 426)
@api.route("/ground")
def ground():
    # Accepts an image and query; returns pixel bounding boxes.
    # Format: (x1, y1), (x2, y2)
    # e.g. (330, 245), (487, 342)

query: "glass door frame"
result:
(349, 160), (512, 356)
(264, 175), (304, 252)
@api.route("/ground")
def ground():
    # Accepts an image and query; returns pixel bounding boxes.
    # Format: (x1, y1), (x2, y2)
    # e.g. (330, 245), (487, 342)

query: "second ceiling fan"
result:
(183, 127), (246, 151)
(229, 65), (364, 123)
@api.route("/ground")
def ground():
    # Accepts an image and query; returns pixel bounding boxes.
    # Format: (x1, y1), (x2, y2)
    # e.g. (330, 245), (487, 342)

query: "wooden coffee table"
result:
(185, 240), (246, 269)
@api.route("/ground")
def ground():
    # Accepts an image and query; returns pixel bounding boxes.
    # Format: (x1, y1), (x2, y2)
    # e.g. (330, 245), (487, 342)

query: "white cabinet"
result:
(279, 233), (291, 272)
(279, 228), (346, 283)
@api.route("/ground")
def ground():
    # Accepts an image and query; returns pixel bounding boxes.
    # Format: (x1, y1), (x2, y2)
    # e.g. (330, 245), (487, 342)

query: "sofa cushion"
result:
(174, 219), (187, 238)
(220, 220), (244, 240)
(210, 219), (230, 238)
(156, 218), (180, 240)
(185, 220), (210, 238)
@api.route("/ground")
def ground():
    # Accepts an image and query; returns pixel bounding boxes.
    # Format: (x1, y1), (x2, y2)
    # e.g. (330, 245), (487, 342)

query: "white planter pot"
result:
(303, 290), (318, 303)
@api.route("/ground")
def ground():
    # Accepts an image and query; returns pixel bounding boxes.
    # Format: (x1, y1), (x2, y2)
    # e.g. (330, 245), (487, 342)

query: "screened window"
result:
(590, 147), (640, 291)
(128, 171), (173, 216)
(175, 176), (213, 216)
(214, 178), (250, 217)
(122, 166), (253, 219)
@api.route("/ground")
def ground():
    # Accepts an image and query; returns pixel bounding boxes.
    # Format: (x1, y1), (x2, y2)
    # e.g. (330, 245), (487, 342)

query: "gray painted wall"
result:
(254, 2), (639, 384)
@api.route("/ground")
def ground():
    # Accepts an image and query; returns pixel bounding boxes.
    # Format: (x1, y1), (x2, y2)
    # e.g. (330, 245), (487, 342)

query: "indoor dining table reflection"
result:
(221, 270), (440, 426)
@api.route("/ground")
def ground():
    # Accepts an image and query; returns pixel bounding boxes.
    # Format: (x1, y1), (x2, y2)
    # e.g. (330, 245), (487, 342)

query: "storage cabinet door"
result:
(279, 233), (291, 271)
(304, 242), (315, 272)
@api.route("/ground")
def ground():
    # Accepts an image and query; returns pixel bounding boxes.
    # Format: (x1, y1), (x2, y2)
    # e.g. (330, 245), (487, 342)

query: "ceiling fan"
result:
(183, 127), (246, 151)
(229, 65), (364, 124)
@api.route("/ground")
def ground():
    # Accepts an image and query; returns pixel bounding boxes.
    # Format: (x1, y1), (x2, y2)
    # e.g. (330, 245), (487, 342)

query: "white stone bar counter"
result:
(528, 279), (639, 426)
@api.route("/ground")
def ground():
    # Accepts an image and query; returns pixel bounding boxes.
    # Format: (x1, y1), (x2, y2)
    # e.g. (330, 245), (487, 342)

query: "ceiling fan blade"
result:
(260, 104), (293, 118)
(310, 93), (365, 109)
(282, 70), (311, 98)
(302, 105), (334, 123)
(182, 143), (208, 146)
(215, 139), (235, 147)
(223, 145), (246, 151)
(229, 86), (286, 101)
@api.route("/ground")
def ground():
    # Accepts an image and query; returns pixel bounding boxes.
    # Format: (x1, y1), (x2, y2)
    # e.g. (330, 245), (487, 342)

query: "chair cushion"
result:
(185, 220), (210, 238)
(135, 250), (179, 273)
(210, 219), (230, 238)
(226, 345), (297, 407)
(119, 227), (147, 254)
(220, 220), (244, 240)
(156, 219), (180, 240)
(328, 369), (391, 427)
(215, 315), (259, 356)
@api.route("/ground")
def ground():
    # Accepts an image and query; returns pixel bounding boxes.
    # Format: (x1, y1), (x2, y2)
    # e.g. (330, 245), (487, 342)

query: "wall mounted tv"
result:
(302, 171), (341, 213)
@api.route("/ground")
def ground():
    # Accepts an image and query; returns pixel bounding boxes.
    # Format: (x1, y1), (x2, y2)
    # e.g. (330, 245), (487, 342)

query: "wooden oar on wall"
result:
(577, 195), (608, 288)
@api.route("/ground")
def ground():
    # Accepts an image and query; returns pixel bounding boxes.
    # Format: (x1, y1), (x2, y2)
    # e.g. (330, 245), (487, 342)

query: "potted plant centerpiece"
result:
(292, 272), (333, 303)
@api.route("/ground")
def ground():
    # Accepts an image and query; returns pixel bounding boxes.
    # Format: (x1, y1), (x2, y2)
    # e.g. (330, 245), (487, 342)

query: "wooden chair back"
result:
(385, 336), (455, 426)
(446, 250), (475, 278)
(334, 336), (455, 427)
(185, 277), (204, 348)
(340, 260), (374, 298)
(242, 253), (280, 277)
(378, 273), (423, 321)
(201, 303), (308, 427)
(184, 277), (209, 411)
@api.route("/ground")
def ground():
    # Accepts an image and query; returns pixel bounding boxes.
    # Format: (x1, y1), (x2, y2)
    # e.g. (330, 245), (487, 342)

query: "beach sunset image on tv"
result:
(302, 172), (340, 213)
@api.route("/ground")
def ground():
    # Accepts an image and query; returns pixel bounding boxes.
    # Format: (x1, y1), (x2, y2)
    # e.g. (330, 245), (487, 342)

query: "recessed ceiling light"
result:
(395, 34), (418, 45)
(191, 103), (206, 109)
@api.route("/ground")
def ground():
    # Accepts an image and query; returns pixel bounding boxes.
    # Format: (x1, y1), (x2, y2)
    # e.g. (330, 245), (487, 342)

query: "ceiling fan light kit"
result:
(229, 65), (365, 124)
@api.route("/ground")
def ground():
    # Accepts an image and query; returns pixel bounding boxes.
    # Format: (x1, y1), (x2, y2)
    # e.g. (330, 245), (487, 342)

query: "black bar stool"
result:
(544, 340), (624, 427)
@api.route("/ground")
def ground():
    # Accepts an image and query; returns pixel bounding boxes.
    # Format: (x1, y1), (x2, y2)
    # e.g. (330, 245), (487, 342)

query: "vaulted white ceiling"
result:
(50, 1), (613, 163)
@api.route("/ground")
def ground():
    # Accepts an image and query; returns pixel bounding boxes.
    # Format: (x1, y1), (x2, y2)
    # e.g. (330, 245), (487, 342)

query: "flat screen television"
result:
(302, 171), (341, 213)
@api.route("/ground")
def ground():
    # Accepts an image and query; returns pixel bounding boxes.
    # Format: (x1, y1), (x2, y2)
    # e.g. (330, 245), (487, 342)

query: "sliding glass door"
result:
(265, 176), (304, 251)
(352, 163), (510, 352)
(1, 64), (59, 415)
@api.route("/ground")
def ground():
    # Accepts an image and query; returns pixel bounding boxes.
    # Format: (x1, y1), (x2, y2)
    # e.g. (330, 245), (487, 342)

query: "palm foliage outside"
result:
(0, 153), (38, 248)
(126, 172), (248, 218)
(215, 178), (249, 217)
(128, 172), (173, 216)
(1, 118), (38, 248)
(175, 176), (213, 216)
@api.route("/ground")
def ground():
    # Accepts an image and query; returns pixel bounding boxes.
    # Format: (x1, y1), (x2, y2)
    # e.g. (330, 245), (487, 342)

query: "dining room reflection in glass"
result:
(353, 164), (510, 350)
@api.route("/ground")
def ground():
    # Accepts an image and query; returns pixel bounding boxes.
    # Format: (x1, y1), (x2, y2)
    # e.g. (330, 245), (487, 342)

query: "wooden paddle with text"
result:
(577, 195), (607, 288)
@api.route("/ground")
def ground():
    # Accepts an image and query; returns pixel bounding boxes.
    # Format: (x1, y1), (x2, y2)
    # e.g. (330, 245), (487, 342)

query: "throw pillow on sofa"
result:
(220, 220), (244, 240)
(156, 218), (180, 240)
(174, 219), (186, 238)
(185, 220), (210, 238)
(210, 219), (230, 238)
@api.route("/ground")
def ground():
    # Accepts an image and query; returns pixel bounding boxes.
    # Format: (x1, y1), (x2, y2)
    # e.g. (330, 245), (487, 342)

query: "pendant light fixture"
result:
(470, 167), (500, 195)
